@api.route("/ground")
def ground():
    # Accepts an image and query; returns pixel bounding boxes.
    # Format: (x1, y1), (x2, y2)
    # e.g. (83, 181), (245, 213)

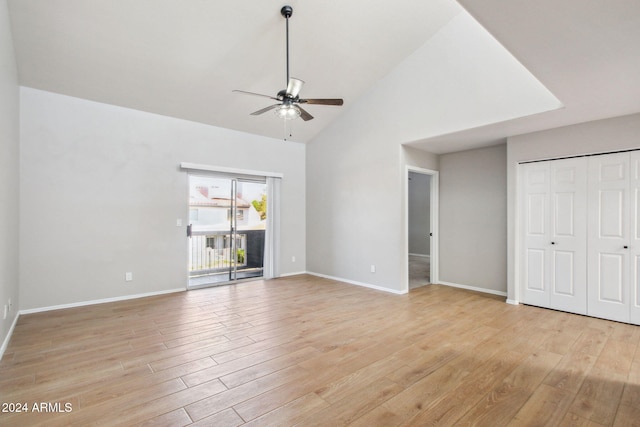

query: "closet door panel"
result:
(588, 154), (630, 323)
(521, 162), (551, 307)
(528, 193), (546, 235)
(526, 249), (546, 291)
(549, 158), (587, 314)
(553, 251), (574, 295)
(599, 190), (624, 237)
(598, 253), (624, 302)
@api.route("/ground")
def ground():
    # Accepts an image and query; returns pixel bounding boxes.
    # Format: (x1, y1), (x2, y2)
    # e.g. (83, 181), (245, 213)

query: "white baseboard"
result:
(409, 253), (430, 259)
(437, 280), (508, 297)
(279, 271), (307, 278)
(306, 271), (407, 295)
(19, 288), (186, 315)
(0, 312), (20, 361)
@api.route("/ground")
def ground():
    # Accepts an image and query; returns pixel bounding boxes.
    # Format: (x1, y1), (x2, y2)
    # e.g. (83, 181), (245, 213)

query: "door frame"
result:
(404, 166), (439, 292)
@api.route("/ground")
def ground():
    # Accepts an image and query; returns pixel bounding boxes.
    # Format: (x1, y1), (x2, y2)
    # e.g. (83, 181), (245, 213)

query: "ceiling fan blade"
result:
(233, 90), (279, 101)
(250, 104), (280, 116)
(300, 98), (344, 106)
(286, 78), (305, 98)
(297, 106), (314, 121)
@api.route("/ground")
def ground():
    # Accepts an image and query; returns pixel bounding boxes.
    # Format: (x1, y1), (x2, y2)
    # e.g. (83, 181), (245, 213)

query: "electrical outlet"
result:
(3, 305), (7, 320)
(125, 272), (133, 282)
(176, 218), (182, 227)
(8, 299), (11, 312)
(291, 256), (296, 263)
(371, 265), (376, 273)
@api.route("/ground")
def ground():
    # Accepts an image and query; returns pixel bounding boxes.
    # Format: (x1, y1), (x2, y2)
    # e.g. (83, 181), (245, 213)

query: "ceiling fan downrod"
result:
(281, 5), (293, 87)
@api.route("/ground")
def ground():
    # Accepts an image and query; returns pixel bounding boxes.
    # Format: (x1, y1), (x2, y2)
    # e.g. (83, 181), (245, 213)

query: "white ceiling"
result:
(7, 0), (463, 143)
(7, 0), (640, 151)
(410, 0), (640, 153)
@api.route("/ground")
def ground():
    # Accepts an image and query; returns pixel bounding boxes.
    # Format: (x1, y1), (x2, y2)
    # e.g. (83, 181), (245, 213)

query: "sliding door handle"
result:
(187, 224), (192, 238)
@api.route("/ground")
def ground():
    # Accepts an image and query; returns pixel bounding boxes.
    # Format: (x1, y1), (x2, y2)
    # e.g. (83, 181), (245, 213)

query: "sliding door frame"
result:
(182, 163), (282, 289)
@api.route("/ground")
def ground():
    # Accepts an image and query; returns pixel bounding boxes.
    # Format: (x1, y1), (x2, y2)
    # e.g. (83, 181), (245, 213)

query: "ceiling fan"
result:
(233, 5), (343, 122)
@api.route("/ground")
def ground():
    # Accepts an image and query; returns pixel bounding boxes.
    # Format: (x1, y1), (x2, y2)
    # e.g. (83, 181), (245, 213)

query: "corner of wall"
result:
(0, 0), (21, 360)
(0, 311), (19, 360)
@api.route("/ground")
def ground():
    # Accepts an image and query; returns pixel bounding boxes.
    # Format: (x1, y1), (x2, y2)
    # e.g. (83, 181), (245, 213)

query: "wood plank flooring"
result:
(408, 255), (430, 289)
(1, 274), (639, 426)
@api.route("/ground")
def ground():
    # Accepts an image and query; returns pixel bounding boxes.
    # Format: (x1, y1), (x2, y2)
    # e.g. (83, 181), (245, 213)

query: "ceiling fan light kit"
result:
(233, 5), (344, 129)
(275, 104), (301, 120)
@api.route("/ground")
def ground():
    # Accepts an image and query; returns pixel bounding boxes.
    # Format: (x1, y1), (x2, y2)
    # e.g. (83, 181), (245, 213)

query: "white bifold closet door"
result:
(521, 152), (640, 325)
(587, 153), (629, 322)
(521, 157), (588, 314)
(587, 152), (640, 324)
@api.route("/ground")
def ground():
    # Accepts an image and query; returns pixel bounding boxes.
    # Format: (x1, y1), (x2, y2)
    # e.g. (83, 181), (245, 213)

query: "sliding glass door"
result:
(187, 174), (267, 288)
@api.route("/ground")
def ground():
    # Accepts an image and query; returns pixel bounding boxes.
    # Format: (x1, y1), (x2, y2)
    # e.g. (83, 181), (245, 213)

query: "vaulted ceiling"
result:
(7, 0), (640, 152)
(413, 0), (640, 153)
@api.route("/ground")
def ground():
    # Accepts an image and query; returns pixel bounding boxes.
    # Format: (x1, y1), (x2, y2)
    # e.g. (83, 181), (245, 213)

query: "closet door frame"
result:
(517, 149), (640, 325)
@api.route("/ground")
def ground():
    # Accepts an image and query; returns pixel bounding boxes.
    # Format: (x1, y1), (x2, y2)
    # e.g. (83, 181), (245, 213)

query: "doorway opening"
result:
(187, 174), (267, 288)
(406, 167), (439, 291)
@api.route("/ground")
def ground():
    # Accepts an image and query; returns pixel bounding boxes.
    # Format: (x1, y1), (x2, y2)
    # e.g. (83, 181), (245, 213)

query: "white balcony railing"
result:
(189, 232), (247, 273)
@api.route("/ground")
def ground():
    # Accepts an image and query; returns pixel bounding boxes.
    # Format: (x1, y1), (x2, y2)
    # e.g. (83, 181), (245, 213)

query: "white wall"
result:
(306, 119), (404, 291)
(439, 144), (507, 293)
(403, 146), (440, 172)
(306, 8), (555, 293)
(19, 88), (306, 310)
(0, 0), (20, 353)
(507, 112), (640, 302)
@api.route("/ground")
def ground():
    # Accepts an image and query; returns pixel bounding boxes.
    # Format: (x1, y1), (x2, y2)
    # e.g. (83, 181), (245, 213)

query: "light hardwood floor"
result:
(408, 255), (430, 289)
(1, 275), (639, 426)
